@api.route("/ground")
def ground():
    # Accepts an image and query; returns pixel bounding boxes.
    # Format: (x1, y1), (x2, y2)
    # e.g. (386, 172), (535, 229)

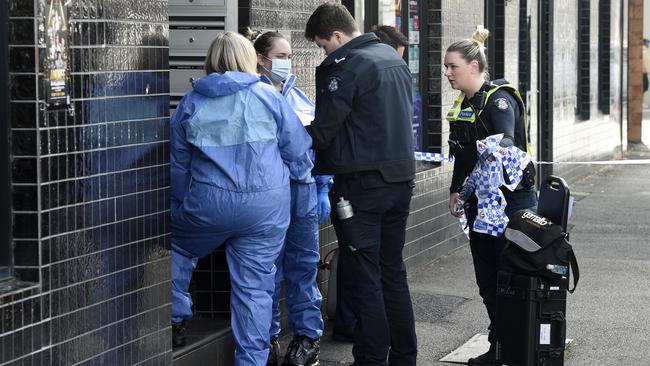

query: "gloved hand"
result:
(317, 191), (331, 224)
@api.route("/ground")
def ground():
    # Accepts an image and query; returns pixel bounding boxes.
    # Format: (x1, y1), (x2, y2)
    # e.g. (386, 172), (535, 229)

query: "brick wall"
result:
(415, 0), (487, 262)
(628, 0), (642, 142)
(503, 0), (520, 86)
(552, 0), (628, 181)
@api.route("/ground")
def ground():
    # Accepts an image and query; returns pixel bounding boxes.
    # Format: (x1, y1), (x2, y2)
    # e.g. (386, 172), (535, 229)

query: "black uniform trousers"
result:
(331, 171), (417, 366)
(467, 189), (538, 343)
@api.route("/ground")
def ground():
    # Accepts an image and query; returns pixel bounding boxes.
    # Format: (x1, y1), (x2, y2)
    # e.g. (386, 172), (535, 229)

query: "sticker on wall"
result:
(43, 0), (70, 109)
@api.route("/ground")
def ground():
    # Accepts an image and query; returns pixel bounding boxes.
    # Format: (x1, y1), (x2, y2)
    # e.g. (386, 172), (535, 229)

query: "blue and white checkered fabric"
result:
(414, 152), (454, 162)
(502, 147), (529, 191)
(455, 133), (529, 237)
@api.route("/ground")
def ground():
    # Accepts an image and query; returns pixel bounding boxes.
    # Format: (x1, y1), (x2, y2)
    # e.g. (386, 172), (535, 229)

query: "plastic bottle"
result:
(336, 197), (354, 220)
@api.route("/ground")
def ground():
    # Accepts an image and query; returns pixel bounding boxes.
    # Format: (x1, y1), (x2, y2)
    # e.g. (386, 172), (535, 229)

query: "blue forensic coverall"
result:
(170, 71), (313, 366)
(261, 74), (331, 341)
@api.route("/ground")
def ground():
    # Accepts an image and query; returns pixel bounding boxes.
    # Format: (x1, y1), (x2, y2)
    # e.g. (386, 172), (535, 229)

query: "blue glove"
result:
(317, 191), (331, 224)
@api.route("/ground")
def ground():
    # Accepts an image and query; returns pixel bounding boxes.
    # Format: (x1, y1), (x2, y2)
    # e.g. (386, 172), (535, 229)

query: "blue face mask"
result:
(263, 56), (292, 82)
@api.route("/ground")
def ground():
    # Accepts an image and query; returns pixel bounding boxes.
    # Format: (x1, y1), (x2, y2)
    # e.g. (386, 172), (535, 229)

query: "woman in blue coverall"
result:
(249, 30), (332, 366)
(170, 32), (313, 366)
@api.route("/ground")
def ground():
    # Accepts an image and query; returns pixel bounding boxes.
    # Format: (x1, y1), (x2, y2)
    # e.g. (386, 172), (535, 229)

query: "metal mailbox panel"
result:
(170, 29), (222, 53)
(170, 68), (205, 95)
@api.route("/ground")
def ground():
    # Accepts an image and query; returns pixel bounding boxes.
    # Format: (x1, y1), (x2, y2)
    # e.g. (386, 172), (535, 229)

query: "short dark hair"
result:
(371, 25), (409, 50)
(305, 2), (358, 41)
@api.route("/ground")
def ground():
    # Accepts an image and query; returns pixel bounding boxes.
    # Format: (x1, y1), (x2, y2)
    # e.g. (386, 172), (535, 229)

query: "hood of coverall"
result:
(193, 71), (260, 97)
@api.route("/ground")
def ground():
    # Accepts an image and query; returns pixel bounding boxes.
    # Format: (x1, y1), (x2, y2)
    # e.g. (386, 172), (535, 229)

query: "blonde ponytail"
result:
(446, 25), (491, 79)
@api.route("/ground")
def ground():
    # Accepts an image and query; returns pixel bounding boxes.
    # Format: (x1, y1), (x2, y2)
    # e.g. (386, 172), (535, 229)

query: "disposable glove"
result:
(317, 191), (331, 224)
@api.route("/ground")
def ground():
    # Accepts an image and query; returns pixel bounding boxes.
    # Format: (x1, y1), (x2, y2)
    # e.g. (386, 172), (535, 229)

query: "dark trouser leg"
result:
(380, 195), (417, 365)
(330, 189), (357, 337)
(469, 231), (506, 343)
(333, 175), (416, 366)
(468, 189), (538, 343)
(337, 209), (389, 365)
(334, 251), (357, 335)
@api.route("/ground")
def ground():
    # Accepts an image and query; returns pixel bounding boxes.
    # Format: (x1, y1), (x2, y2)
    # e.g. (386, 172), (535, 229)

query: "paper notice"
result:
(539, 324), (551, 345)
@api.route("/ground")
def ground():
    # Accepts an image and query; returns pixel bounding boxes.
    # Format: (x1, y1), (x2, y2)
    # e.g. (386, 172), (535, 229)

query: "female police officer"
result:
(444, 27), (537, 366)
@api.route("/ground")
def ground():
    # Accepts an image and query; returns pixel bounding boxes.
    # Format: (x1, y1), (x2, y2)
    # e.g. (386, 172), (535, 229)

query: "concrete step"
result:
(173, 318), (234, 366)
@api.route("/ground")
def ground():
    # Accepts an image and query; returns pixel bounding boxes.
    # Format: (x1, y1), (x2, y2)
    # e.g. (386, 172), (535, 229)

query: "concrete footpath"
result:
(315, 145), (650, 365)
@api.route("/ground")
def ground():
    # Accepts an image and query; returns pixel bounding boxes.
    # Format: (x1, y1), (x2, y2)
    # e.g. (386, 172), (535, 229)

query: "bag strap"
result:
(568, 247), (580, 294)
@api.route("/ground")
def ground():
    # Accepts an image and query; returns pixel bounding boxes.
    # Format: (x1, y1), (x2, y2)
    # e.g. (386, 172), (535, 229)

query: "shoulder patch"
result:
(328, 77), (340, 92)
(494, 97), (509, 110)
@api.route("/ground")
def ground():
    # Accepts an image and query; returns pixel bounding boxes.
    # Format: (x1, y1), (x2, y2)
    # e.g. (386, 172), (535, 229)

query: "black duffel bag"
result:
(499, 209), (579, 293)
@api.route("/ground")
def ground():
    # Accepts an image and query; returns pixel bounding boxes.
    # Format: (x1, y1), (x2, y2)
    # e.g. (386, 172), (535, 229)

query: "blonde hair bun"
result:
(245, 27), (262, 42)
(471, 26), (490, 46)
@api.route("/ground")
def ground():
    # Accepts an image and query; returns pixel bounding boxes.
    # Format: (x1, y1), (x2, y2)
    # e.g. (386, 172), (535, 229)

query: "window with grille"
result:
(576, 0), (591, 120)
(598, 0), (611, 114)
(1, 0), (11, 280)
(485, 0), (505, 80)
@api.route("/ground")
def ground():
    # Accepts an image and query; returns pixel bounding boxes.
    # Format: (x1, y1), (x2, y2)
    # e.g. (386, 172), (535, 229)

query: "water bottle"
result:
(336, 197), (354, 220)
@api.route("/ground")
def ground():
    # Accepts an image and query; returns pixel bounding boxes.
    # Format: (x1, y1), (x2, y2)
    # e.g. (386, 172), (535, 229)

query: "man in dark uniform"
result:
(304, 3), (418, 365)
(333, 23), (413, 345)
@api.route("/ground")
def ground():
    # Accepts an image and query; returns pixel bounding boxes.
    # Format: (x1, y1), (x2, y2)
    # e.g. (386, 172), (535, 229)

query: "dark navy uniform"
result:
(448, 80), (538, 346)
(306, 33), (418, 365)
(307, 33), (415, 182)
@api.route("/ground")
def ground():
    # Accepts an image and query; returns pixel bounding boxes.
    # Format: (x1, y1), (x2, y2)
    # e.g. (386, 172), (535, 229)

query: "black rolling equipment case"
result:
(496, 176), (577, 366)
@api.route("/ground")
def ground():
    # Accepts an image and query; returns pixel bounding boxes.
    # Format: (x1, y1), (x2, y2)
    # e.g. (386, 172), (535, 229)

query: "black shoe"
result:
(268, 337), (281, 366)
(172, 321), (187, 348)
(282, 335), (320, 366)
(467, 345), (501, 366)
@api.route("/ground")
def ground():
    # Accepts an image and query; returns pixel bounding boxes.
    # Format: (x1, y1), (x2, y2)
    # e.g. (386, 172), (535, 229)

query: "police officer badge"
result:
(495, 97), (509, 110)
(328, 77), (339, 92)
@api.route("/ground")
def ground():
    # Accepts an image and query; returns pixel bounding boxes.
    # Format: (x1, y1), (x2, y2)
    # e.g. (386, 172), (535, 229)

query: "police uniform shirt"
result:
(450, 82), (524, 193)
(305, 33), (415, 183)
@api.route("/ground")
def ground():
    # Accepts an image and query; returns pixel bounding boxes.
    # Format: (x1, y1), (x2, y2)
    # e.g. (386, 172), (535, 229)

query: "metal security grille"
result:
(485, 0), (505, 80)
(0, 0), (10, 280)
(424, 0), (441, 154)
(598, 0), (611, 114)
(577, 0), (591, 120)
(518, 0), (530, 106)
(538, 0), (554, 180)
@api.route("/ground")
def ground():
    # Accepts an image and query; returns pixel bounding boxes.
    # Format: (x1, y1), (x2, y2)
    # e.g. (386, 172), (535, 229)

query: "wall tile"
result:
(3, 0), (170, 364)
